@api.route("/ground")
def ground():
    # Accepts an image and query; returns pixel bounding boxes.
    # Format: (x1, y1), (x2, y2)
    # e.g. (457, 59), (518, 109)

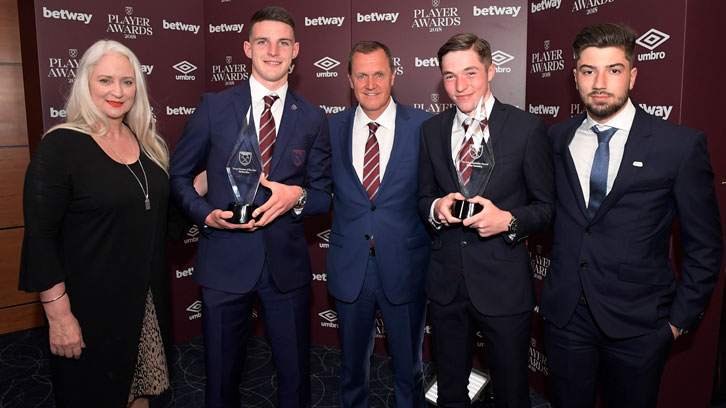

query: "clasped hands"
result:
(434, 192), (512, 238)
(205, 174), (302, 231)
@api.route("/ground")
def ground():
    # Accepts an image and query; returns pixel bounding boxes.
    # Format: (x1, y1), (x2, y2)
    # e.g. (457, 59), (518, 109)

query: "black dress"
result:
(19, 128), (171, 407)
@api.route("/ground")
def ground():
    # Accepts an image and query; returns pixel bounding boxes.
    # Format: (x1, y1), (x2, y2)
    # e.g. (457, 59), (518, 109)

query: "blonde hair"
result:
(47, 39), (169, 173)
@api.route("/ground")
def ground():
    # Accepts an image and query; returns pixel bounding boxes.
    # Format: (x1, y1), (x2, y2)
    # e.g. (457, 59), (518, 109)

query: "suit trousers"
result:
(201, 262), (311, 408)
(544, 299), (674, 408)
(335, 255), (427, 408)
(429, 276), (532, 408)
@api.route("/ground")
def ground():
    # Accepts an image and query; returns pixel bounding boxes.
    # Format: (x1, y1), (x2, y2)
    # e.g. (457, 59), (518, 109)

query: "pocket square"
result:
(633, 161), (643, 167)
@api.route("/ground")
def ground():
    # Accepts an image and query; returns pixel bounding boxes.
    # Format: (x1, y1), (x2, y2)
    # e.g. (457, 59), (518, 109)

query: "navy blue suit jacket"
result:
(327, 103), (432, 305)
(169, 81), (332, 294)
(541, 106), (723, 338)
(417, 99), (555, 315)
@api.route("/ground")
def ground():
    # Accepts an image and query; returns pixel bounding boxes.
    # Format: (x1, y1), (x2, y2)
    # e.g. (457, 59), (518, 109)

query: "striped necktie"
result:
(363, 122), (380, 201)
(259, 94), (279, 176)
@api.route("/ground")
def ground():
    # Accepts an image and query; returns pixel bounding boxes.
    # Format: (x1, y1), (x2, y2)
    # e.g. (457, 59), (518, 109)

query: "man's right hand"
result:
(205, 209), (257, 231)
(433, 192), (466, 227)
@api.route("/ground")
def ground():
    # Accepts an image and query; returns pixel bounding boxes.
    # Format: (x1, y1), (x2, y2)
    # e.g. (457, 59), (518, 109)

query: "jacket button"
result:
(371, 205), (376, 211)
(364, 234), (370, 240)
(580, 261), (588, 269)
(585, 227), (592, 235)
(461, 241), (468, 247)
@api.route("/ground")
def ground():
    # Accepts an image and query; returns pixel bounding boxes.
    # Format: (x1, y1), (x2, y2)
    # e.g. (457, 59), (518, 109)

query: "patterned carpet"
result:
(0, 326), (544, 407)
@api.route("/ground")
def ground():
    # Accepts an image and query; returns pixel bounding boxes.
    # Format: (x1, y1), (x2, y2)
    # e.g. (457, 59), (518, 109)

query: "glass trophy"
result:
(225, 109), (263, 224)
(453, 138), (495, 219)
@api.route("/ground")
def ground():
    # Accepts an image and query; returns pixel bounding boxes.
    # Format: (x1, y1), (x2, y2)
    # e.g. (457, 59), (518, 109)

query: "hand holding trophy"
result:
(225, 107), (264, 224)
(452, 117), (495, 219)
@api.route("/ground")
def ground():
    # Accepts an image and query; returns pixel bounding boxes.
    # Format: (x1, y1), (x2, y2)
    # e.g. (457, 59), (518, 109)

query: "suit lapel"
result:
(486, 100), (510, 196)
(439, 108), (459, 190)
(269, 90), (298, 175)
(376, 103), (409, 200)
(232, 82), (252, 130)
(591, 108), (654, 223)
(340, 107), (369, 200)
(562, 114), (589, 218)
(488, 99), (507, 157)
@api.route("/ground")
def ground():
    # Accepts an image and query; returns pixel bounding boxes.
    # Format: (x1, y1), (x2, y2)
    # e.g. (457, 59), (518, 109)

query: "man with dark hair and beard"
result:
(540, 23), (722, 408)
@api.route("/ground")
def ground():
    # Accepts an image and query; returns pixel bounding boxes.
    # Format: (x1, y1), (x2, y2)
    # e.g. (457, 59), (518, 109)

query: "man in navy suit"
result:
(327, 41), (432, 408)
(541, 23), (722, 408)
(169, 7), (331, 407)
(418, 33), (554, 408)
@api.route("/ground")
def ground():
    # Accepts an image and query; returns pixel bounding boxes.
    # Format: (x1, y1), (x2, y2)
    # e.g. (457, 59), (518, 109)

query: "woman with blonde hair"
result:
(20, 39), (172, 407)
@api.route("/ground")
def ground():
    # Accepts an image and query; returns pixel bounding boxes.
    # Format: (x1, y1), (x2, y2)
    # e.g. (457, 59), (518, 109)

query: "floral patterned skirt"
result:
(128, 289), (169, 402)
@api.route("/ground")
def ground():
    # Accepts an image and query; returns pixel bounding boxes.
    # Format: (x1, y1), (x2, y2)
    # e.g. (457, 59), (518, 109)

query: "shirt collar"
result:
(586, 98), (636, 132)
(249, 75), (288, 104)
(355, 97), (397, 130)
(455, 93), (495, 129)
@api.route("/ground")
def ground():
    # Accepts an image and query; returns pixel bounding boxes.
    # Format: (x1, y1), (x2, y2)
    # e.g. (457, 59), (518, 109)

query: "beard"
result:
(583, 90), (629, 121)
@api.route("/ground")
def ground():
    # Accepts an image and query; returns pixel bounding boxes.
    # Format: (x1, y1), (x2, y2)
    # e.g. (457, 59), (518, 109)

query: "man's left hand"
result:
(461, 196), (512, 238)
(253, 174), (303, 227)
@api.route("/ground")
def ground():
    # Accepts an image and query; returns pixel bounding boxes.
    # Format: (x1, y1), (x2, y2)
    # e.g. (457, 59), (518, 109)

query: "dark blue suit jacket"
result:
(417, 99), (555, 315)
(541, 106), (723, 338)
(326, 103), (432, 305)
(169, 81), (332, 294)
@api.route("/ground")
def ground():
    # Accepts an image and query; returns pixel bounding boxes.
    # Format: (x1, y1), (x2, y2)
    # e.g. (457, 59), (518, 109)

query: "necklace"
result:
(100, 128), (151, 211)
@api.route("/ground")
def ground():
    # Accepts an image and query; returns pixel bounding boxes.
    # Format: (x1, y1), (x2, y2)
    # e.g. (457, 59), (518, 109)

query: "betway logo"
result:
(639, 104), (673, 120)
(140, 65), (154, 75)
(319, 105), (346, 114)
(529, 104), (560, 117)
(209, 23), (244, 33)
(50, 107), (67, 118)
(357, 11), (399, 23)
(163, 19), (200, 34)
(473, 5), (522, 17)
(166, 106), (196, 115)
(531, 0), (561, 13)
(42, 7), (92, 24)
(305, 16), (345, 27)
(176, 267), (194, 279)
(414, 56), (439, 67)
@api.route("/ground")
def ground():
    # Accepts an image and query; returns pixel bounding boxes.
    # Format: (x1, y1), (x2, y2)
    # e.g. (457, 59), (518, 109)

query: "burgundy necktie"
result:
(363, 122), (380, 201)
(259, 94), (279, 176)
(457, 118), (488, 190)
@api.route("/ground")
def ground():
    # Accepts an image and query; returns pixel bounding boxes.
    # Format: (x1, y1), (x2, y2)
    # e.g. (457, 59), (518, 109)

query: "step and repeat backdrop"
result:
(25, 0), (723, 406)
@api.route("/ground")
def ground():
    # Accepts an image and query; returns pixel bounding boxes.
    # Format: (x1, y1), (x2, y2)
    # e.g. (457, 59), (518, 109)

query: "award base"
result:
(225, 202), (259, 224)
(452, 200), (483, 219)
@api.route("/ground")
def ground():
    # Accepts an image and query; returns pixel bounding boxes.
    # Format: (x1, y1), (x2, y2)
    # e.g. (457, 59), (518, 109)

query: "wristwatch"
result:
(294, 188), (307, 210)
(507, 215), (518, 235)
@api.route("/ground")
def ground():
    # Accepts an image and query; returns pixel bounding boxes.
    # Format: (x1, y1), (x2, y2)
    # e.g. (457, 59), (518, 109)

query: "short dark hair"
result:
(347, 41), (394, 75)
(572, 23), (637, 66)
(437, 33), (492, 69)
(250, 6), (296, 35)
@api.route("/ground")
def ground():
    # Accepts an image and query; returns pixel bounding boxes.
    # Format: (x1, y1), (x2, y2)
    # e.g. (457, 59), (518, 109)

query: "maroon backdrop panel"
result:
(28, 1), (724, 404)
(525, 1), (725, 406)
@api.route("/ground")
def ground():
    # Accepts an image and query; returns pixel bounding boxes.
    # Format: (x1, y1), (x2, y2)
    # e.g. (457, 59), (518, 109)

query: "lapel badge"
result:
(633, 161), (643, 167)
(291, 104), (297, 111)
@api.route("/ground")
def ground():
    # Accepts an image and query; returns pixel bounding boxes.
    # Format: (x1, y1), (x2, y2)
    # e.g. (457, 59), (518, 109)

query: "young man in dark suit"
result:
(417, 33), (555, 408)
(327, 41), (432, 408)
(541, 23), (722, 408)
(169, 7), (331, 408)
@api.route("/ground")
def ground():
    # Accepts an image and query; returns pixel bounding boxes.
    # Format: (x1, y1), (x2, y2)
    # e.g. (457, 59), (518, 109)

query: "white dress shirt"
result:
(352, 98), (397, 183)
(569, 99), (636, 206)
(248, 75), (288, 139)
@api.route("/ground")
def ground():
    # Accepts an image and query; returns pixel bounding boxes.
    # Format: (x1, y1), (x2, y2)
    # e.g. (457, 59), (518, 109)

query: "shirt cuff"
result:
(429, 198), (442, 229)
